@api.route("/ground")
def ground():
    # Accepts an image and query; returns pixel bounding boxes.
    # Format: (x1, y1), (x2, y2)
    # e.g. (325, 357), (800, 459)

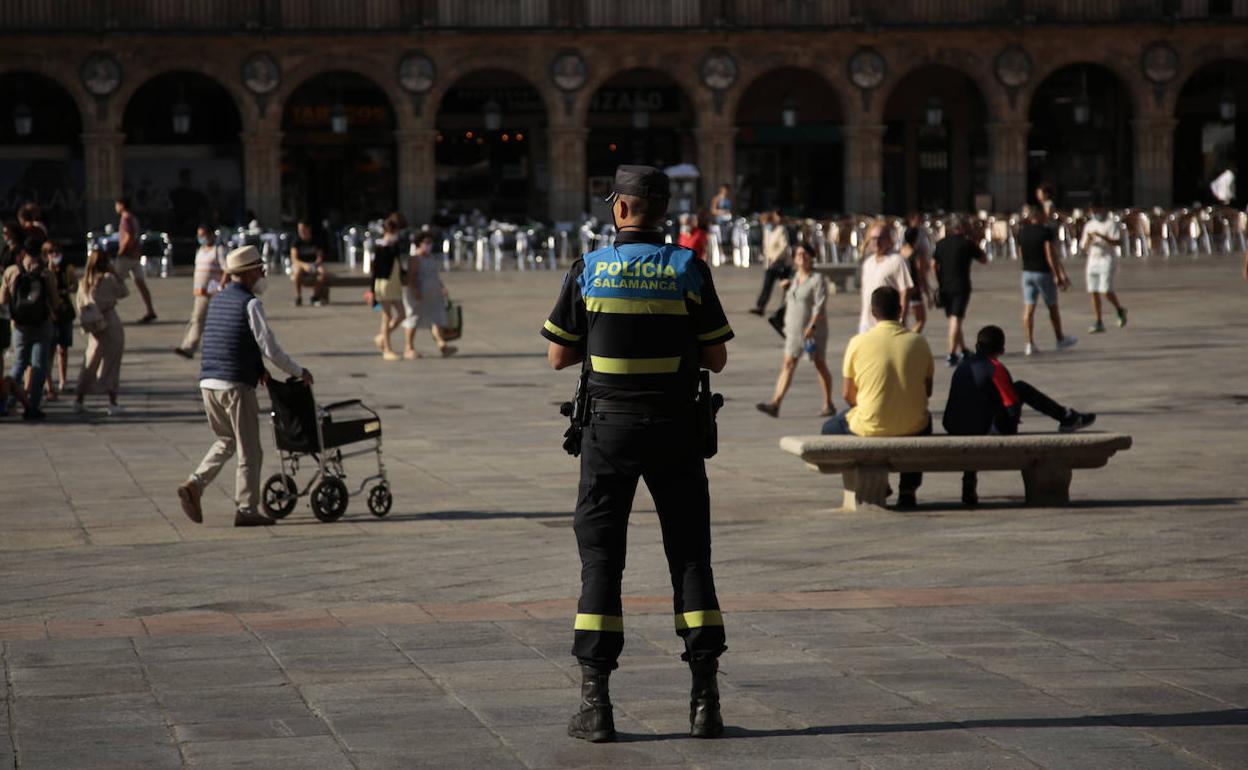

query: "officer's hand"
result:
(301, 369), (314, 386)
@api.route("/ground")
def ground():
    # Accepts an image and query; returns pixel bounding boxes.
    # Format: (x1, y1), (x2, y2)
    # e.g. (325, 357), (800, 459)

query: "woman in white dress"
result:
(402, 231), (457, 359)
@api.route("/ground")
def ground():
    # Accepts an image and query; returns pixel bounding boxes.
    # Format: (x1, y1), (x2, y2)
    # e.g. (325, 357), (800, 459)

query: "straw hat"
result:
(223, 245), (264, 274)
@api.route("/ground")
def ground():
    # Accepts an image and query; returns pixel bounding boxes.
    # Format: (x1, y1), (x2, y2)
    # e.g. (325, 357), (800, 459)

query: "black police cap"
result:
(605, 165), (670, 202)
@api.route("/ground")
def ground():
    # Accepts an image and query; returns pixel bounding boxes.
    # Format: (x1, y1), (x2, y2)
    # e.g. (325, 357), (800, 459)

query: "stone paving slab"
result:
(2, 260), (1247, 767)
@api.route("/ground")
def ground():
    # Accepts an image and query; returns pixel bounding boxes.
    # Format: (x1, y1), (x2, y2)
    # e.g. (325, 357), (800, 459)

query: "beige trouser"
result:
(191, 386), (262, 515)
(179, 295), (211, 353)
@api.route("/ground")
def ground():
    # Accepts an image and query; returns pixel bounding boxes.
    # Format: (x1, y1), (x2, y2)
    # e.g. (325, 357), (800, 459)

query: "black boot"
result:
(567, 665), (615, 743)
(689, 657), (724, 738)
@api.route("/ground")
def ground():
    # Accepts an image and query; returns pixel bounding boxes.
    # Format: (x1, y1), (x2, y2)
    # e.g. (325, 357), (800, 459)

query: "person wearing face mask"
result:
(176, 246), (313, 527)
(1079, 203), (1127, 333)
(174, 225), (226, 359)
(42, 241), (77, 400)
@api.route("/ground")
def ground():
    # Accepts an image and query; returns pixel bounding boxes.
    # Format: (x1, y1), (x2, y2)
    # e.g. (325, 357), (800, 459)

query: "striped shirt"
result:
(541, 230), (733, 404)
(192, 244), (225, 296)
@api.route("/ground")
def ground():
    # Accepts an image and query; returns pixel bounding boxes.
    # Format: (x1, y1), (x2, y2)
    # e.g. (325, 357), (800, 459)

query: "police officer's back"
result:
(542, 166), (733, 742)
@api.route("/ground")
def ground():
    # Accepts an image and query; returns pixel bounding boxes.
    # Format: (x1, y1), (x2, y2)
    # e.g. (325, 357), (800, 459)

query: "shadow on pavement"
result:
(275, 510), (572, 524)
(901, 496), (1243, 513)
(627, 708), (1248, 742)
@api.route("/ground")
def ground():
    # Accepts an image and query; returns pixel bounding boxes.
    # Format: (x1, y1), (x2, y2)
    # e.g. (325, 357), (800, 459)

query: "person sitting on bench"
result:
(821, 286), (934, 509)
(943, 324), (1096, 506)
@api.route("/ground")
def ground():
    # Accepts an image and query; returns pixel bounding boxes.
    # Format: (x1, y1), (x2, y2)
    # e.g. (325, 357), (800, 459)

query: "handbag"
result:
(78, 302), (107, 335)
(767, 303), (786, 338)
(440, 299), (463, 341)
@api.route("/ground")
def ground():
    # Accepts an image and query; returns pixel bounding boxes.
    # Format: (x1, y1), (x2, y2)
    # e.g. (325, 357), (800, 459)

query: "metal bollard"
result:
(489, 228), (505, 271)
(516, 229), (530, 271)
(474, 234), (489, 272)
(708, 224), (724, 267)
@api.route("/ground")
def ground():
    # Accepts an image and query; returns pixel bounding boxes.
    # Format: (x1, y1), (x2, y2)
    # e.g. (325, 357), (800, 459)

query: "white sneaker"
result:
(1023, 343), (1036, 356)
(107, 404), (124, 417)
(1056, 336), (1078, 350)
(71, 401), (84, 414)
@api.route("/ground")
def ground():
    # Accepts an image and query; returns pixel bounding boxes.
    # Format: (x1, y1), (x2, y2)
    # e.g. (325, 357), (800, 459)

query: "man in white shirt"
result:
(858, 222), (914, 334)
(177, 246), (313, 527)
(174, 225), (226, 358)
(1079, 205), (1128, 333)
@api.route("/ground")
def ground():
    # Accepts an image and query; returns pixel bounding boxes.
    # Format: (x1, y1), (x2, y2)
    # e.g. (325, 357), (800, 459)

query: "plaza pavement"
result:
(0, 254), (1246, 769)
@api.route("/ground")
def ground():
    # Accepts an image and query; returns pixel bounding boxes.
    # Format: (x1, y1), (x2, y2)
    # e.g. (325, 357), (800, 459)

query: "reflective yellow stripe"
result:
(675, 610), (724, 631)
(686, 291), (702, 304)
(585, 296), (688, 315)
(697, 324), (733, 342)
(544, 319), (582, 342)
(575, 613), (624, 632)
(590, 355), (682, 375)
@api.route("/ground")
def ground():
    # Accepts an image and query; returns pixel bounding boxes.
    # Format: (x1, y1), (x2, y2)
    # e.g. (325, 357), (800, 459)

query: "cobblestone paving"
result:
(1, 258), (1246, 768)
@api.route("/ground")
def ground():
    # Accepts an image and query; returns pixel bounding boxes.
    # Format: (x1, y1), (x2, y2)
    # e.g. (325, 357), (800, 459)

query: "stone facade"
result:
(1, 24), (1245, 226)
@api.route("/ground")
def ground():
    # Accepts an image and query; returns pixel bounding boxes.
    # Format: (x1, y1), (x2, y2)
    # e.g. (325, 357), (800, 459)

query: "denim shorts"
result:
(1021, 271), (1058, 306)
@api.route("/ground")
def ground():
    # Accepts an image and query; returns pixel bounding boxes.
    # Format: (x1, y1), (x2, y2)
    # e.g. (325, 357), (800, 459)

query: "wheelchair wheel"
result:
(261, 474), (298, 519)
(367, 484), (392, 518)
(310, 477), (349, 522)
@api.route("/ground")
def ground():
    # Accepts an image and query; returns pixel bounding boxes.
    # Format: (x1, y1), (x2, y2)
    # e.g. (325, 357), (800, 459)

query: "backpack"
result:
(9, 265), (50, 326)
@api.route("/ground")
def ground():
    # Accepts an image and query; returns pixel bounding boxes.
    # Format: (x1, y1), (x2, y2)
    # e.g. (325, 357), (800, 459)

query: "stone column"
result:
(396, 129), (437, 225)
(843, 123), (885, 214)
(1133, 117), (1177, 208)
(81, 131), (124, 228)
(547, 126), (587, 222)
(241, 130), (283, 228)
(987, 121), (1030, 213)
(695, 125), (736, 204)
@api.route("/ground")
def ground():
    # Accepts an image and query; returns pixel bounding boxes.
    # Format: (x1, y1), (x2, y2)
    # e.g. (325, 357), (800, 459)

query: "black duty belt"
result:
(589, 399), (688, 417)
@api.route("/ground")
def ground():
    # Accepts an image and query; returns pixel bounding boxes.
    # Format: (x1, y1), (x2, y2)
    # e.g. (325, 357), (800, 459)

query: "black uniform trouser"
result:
(755, 261), (793, 311)
(966, 380), (1069, 487)
(572, 408), (726, 671)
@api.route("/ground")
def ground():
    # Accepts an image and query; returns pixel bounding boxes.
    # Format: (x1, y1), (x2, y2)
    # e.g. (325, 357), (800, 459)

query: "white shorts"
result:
(1086, 262), (1115, 294)
(115, 255), (146, 283)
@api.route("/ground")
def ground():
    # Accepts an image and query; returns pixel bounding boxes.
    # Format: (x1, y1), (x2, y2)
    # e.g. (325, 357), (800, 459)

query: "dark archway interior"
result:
(435, 70), (549, 221)
(586, 68), (697, 215)
(0, 72), (84, 238)
(122, 71), (243, 239)
(1028, 64), (1133, 209)
(735, 67), (843, 217)
(123, 71), (241, 145)
(282, 71), (396, 230)
(1173, 59), (1246, 207)
(883, 65), (988, 214)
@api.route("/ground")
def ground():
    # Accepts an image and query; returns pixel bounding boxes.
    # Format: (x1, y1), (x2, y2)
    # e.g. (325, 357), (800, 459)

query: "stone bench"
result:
(294, 268), (371, 289)
(779, 433), (1133, 510)
(813, 264), (857, 293)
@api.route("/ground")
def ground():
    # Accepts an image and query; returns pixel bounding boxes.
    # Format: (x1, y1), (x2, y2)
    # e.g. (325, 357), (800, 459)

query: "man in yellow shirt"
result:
(822, 286), (934, 508)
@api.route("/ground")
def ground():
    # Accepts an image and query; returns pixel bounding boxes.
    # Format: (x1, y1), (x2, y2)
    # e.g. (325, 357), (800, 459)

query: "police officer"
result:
(541, 166), (734, 742)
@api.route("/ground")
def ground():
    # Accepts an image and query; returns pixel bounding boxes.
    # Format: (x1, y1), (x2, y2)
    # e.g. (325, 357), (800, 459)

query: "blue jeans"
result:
(1021, 271), (1058, 306)
(10, 321), (52, 411)
(821, 409), (930, 494)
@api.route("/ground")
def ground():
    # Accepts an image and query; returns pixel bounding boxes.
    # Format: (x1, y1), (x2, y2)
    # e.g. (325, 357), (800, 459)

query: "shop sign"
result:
(287, 104), (390, 129)
(589, 89), (677, 113)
